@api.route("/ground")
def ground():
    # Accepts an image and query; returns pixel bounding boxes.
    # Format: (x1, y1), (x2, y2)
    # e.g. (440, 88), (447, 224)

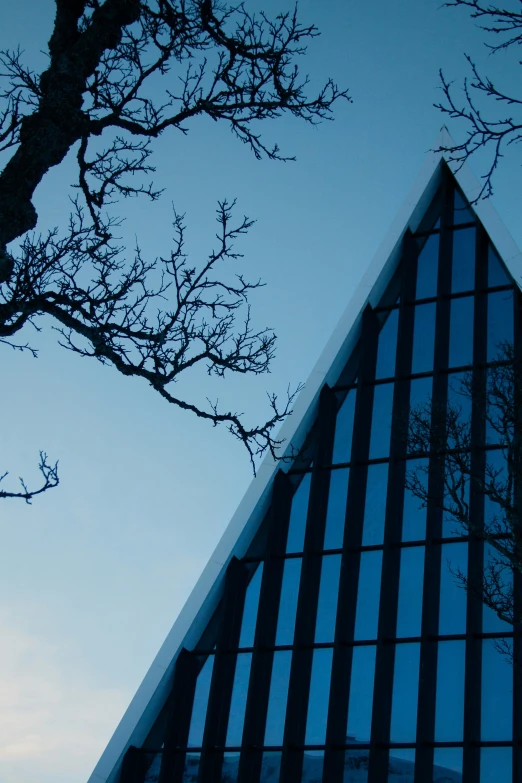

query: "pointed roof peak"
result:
(88, 139), (522, 783)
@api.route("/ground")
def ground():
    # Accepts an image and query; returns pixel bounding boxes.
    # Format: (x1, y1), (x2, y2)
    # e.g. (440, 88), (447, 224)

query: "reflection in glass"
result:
(482, 639), (513, 740)
(261, 752), (281, 783)
(447, 372), (472, 424)
(275, 559), (302, 645)
(376, 308), (399, 379)
(480, 747), (512, 782)
(435, 641), (465, 741)
(286, 474), (311, 553)
(239, 564), (263, 648)
(442, 472), (469, 538)
(354, 551), (383, 640)
(439, 543), (467, 635)
(402, 458), (428, 541)
(390, 643), (420, 742)
(396, 546), (424, 637)
(347, 645), (376, 742)
(225, 653), (252, 746)
(344, 748), (370, 781)
(412, 303), (436, 374)
(369, 383), (394, 459)
(409, 375), (433, 411)
(482, 541), (512, 632)
(324, 469), (349, 550)
(315, 555), (342, 643)
(452, 227), (476, 292)
(453, 189), (474, 226)
(333, 390), (356, 465)
(388, 749), (415, 782)
(222, 753), (240, 782)
(302, 752), (324, 782)
(488, 244), (510, 288)
(487, 290), (513, 362)
(449, 296), (474, 368)
(416, 233), (439, 301)
(187, 655), (214, 747)
(433, 748), (463, 781)
(264, 651), (292, 746)
(183, 753), (200, 782)
(362, 463), (388, 546)
(305, 649), (333, 744)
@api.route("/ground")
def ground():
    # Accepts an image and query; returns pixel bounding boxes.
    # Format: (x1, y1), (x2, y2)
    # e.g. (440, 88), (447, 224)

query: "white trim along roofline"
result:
(88, 128), (522, 783)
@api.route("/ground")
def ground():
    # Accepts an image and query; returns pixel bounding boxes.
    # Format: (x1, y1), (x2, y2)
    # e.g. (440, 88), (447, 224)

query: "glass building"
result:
(90, 148), (522, 783)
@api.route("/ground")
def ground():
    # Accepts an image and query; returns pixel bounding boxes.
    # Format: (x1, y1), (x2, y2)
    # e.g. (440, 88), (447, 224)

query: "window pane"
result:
(344, 748), (370, 780)
(449, 296), (474, 368)
(376, 308), (399, 379)
(480, 748), (512, 782)
(315, 554), (342, 643)
(264, 651), (292, 746)
(354, 551), (383, 640)
(222, 753), (239, 781)
(410, 375), (433, 410)
(347, 645), (376, 743)
(225, 653), (252, 746)
(482, 639), (513, 740)
(333, 390), (356, 464)
(433, 747), (463, 781)
(286, 474), (311, 553)
(390, 643), (420, 742)
(452, 227), (476, 293)
(412, 303), (436, 373)
(488, 244), (510, 288)
(261, 752), (281, 782)
(416, 233), (439, 300)
(396, 546), (424, 637)
(447, 372), (472, 424)
(238, 564), (263, 648)
(305, 648), (333, 744)
(302, 752), (324, 782)
(487, 290), (514, 362)
(453, 189), (474, 226)
(183, 753), (200, 782)
(388, 749), (416, 781)
(435, 641), (465, 741)
(324, 469), (349, 550)
(482, 541), (513, 632)
(187, 655), (214, 747)
(403, 458), (428, 541)
(369, 383), (394, 459)
(275, 559), (302, 645)
(362, 463), (388, 546)
(439, 543), (467, 635)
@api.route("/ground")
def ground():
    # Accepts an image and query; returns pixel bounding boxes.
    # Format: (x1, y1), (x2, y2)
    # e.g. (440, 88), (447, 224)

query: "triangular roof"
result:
(88, 128), (522, 783)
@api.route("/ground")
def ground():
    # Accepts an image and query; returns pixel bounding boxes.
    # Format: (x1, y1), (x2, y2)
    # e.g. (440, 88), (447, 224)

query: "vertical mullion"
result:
(368, 230), (418, 782)
(414, 164), (454, 783)
(512, 286), (522, 783)
(160, 649), (200, 783)
(280, 385), (337, 783)
(323, 304), (380, 782)
(462, 221), (488, 782)
(197, 557), (249, 783)
(237, 470), (293, 783)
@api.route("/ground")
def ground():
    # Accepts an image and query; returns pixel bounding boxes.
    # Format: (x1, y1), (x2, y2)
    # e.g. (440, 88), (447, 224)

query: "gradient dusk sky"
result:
(0, 2), (521, 782)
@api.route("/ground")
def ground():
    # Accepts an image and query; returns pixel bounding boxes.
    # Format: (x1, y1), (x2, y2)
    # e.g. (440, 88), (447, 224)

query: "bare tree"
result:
(0, 0), (349, 500)
(436, 0), (522, 199)
(406, 342), (522, 648)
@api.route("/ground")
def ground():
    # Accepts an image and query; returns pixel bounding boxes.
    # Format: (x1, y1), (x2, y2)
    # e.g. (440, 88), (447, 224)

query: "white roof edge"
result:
(89, 129), (521, 783)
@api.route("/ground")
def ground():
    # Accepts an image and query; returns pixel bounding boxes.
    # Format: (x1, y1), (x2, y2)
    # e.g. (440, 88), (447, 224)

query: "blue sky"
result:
(0, 2), (520, 782)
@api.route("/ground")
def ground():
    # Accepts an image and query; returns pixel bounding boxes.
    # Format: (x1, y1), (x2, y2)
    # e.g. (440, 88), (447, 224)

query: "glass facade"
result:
(126, 170), (521, 783)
